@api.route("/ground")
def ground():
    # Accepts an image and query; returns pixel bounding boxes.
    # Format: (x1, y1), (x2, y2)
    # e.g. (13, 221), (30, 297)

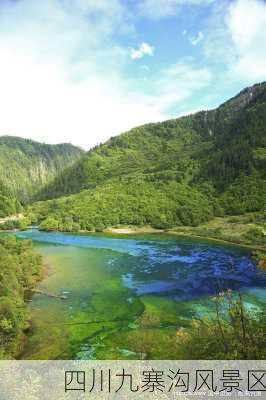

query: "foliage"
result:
(0, 236), (42, 358)
(29, 82), (266, 230)
(220, 173), (266, 214)
(0, 219), (27, 231)
(1, 84), (266, 232)
(0, 195), (21, 218)
(30, 180), (214, 231)
(0, 136), (83, 204)
(175, 291), (266, 359)
(171, 211), (266, 256)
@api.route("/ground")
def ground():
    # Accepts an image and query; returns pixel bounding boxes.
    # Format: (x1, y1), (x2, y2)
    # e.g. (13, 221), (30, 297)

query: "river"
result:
(14, 229), (266, 360)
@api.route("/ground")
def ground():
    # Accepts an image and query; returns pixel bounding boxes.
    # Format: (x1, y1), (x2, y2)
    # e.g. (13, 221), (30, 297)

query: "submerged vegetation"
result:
(12, 229), (266, 361)
(120, 291), (266, 360)
(0, 236), (42, 358)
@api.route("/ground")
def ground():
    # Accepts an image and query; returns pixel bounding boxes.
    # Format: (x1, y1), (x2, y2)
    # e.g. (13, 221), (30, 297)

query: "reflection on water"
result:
(15, 229), (266, 360)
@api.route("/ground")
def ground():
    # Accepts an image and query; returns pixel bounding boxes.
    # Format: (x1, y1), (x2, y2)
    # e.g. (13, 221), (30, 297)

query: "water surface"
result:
(15, 229), (266, 359)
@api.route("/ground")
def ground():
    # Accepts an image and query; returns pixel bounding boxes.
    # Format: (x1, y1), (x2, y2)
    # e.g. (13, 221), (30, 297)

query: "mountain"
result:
(29, 82), (266, 231)
(0, 136), (84, 204)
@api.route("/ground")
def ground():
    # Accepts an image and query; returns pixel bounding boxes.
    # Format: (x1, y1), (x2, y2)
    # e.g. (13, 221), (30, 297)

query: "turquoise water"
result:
(15, 229), (266, 359)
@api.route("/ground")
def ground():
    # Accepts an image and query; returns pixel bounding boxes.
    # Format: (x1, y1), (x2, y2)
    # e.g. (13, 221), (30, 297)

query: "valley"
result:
(0, 82), (265, 360)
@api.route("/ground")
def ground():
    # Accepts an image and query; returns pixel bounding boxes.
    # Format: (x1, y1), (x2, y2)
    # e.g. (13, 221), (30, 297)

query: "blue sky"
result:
(0, 0), (266, 148)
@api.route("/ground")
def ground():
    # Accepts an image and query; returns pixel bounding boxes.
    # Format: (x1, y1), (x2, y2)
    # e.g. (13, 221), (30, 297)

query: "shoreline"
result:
(6, 224), (265, 253)
(104, 226), (163, 235)
(17, 259), (55, 359)
(4, 222), (265, 266)
(105, 225), (266, 267)
(104, 226), (266, 252)
(167, 230), (266, 252)
(11, 223), (266, 359)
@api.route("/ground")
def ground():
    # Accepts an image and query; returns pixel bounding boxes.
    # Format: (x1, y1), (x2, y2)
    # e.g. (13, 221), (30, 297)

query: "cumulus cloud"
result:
(227, 0), (266, 80)
(0, 0), (160, 149)
(0, 0), (214, 149)
(130, 42), (155, 60)
(138, 0), (215, 20)
(205, 0), (266, 82)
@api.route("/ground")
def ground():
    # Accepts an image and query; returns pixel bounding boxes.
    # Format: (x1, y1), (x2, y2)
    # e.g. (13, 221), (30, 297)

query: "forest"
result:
(0, 236), (42, 358)
(0, 136), (83, 206)
(25, 83), (266, 233)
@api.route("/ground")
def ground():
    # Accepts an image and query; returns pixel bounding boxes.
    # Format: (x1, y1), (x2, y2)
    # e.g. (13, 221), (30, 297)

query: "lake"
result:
(15, 229), (266, 360)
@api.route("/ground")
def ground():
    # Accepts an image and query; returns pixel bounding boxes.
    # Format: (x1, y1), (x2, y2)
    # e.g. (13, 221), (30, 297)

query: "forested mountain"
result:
(0, 136), (84, 204)
(29, 82), (266, 231)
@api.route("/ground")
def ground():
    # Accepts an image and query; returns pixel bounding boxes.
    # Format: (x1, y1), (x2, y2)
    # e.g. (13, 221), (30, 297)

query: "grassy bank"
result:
(32, 211), (266, 266)
(103, 213), (266, 267)
(169, 213), (266, 268)
(104, 225), (163, 234)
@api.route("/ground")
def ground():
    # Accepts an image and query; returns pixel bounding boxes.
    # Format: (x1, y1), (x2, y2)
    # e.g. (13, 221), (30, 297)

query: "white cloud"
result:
(226, 0), (266, 80)
(0, 49), (168, 149)
(0, 0), (214, 150)
(0, 0), (161, 149)
(138, 0), (215, 20)
(127, 59), (212, 115)
(130, 42), (155, 60)
(153, 60), (213, 111)
(189, 31), (204, 46)
(205, 0), (266, 82)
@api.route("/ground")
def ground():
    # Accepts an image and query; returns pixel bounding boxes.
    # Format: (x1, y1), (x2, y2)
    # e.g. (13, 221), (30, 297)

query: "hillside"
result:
(0, 136), (84, 205)
(29, 82), (266, 232)
(0, 180), (21, 218)
(0, 236), (42, 358)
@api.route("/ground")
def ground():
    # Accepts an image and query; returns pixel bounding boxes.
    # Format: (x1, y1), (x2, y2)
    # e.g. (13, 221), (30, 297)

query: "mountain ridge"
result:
(34, 81), (266, 201)
(0, 136), (84, 213)
(27, 82), (266, 232)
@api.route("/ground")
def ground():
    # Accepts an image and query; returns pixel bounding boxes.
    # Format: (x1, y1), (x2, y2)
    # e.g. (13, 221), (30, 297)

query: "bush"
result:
(175, 291), (266, 359)
(244, 227), (266, 244)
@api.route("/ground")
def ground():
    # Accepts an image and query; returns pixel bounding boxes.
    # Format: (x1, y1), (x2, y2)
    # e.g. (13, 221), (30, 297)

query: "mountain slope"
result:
(28, 82), (266, 231)
(0, 136), (84, 203)
(0, 180), (21, 218)
(36, 82), (266, 200)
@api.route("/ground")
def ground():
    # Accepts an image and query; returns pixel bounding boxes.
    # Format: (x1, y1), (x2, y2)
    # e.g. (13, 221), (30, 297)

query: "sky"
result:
(0, 0), (266, 149)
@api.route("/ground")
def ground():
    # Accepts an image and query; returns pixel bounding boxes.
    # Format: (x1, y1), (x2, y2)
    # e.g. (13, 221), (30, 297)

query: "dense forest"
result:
(0, 82), (265, 233)
(0, 236), (42, 358)
(0, 136), (83, 207)
(0, 181), (22, 218)
(28, 82), (266, 232)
